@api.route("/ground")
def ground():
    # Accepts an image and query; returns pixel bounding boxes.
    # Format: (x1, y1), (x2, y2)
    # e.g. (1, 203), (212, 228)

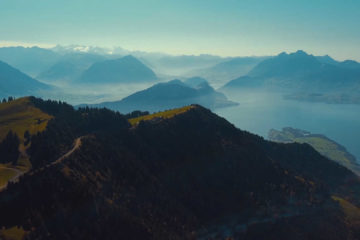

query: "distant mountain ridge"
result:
(76, 55), (158, 84)
(37, 52), (108, 83)
(0, 47), (61, 76)
(0, 61), (52, 98)
(79, 79), (237, 113)
(222, 50), (360, 91)
(189, 56), (268, 83)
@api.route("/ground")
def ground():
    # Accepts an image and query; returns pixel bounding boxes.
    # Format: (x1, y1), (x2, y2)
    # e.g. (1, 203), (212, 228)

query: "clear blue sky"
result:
(1, 0), (359, 60)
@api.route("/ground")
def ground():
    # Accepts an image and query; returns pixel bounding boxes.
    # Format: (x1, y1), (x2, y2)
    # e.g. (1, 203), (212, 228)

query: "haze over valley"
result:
(1, 45), (360, 159)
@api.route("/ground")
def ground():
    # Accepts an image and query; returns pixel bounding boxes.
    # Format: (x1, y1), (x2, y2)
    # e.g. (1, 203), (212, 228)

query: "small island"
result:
(269, 127), (360, 175)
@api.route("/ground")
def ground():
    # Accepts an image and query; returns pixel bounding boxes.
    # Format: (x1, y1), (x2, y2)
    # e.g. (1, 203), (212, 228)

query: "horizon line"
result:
(0, 41), (358, 62)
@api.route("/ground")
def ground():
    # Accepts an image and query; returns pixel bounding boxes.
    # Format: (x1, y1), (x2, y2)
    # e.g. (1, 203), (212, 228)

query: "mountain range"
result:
(222, 50), (360, 92)
(0, 47), (61, 77)
(1, 46), (360, 106)
(36, 52), (108, 83)
(189, 56), (268, 83)
(79, 79), (238, 113)
(76, 55), (158, 84)
(0, 97), (360, 239)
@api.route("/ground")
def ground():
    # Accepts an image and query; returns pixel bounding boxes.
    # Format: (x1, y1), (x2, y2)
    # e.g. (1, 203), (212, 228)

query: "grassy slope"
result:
(0, 168), (18, 186)
(0, 97), (53, 142)
(332, 196), (360, 223)
(0, 226), (26, 240)
(269, 128), (360, 175)
(128, 105), (195, 126)
(0, 97), (53, 239)
(295, 137), (351, 165)
(0, 97), (53, 182)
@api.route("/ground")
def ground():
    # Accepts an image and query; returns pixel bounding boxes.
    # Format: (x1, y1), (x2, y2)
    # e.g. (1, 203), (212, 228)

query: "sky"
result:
(0, 0), (359, 60)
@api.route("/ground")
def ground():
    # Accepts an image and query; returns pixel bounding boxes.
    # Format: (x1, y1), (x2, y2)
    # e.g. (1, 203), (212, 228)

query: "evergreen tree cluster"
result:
(0, 131), (20, 165)
(28, 97), (130, 169)
(1, 96), (16, 103)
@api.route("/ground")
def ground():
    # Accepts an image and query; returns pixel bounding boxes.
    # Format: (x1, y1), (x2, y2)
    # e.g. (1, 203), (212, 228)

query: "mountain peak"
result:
(294, 50), (308, 55)
(166, 79), (186, 86)
(77, 55), (157, 84)
(278, 52), (288, 57)
(277, 50), (311, 58)
(121, 55), (138, 61)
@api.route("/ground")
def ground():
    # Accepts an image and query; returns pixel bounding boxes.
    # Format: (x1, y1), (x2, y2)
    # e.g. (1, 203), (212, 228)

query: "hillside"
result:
(0, 97), (53, 191)
(222, 50), (360, 94)
(76, 55), (157, 84)
(0, 97), (360, 239)
(269, 127), (360, 175)
(37, 61), (79, 83)
(183, 77), (208, 88)
(127, 105), (195, 126)
(0, 97), (53, 142)
(79, 79), (238, 113)
(0, 61), (52, 98)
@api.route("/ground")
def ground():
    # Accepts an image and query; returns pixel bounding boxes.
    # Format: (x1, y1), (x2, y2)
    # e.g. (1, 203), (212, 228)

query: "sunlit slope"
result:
(0, 97), (53, 187)
(128, 105), (195, 126)
(0, 97), (53, 142)
(0, 168), (18, 186)
(269, 127), (360, 175)
(0, 226), (26, 240)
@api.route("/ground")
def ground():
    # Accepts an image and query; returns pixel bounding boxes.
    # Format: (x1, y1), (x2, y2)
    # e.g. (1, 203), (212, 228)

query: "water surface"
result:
(215, 89), (360, 161)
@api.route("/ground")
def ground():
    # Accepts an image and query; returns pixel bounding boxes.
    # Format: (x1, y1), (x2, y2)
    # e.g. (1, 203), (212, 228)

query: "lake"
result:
(215, 89), (360, 161)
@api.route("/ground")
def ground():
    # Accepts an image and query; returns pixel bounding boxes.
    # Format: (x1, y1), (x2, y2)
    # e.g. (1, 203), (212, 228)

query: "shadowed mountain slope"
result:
(0, 47), (61, 76)
(0, 97), (360, 239)
(0, 61), (52, 98)
(222, 50), (360, 92)
(76, 55), (157, 84)
(36, 52), (108, 83)
(79, 79), (237, 113)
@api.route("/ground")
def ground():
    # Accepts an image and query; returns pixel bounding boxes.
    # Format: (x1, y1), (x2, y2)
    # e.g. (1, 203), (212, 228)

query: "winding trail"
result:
(51, 137), (82, 166)
(32, 137), (83, 174)
(0, 137), (83, 192)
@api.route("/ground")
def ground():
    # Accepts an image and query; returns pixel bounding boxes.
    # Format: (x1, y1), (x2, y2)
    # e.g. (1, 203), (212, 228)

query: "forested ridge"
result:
(0, 97), (360, 240)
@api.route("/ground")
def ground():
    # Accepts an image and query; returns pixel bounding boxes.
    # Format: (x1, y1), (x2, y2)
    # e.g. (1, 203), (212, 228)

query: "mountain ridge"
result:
(76, 55), (158, 84)
(222, 50), (360, 92)
(0, 97), (360, 239)
(0, 61), (52, 98)
(79, 79), (238, 113)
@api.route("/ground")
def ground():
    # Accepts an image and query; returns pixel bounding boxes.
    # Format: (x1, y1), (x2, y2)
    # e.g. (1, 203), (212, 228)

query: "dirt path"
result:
(51, 137), (82, 166)
(33, 137), (83, 174)
(0, 137), (83, 192)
